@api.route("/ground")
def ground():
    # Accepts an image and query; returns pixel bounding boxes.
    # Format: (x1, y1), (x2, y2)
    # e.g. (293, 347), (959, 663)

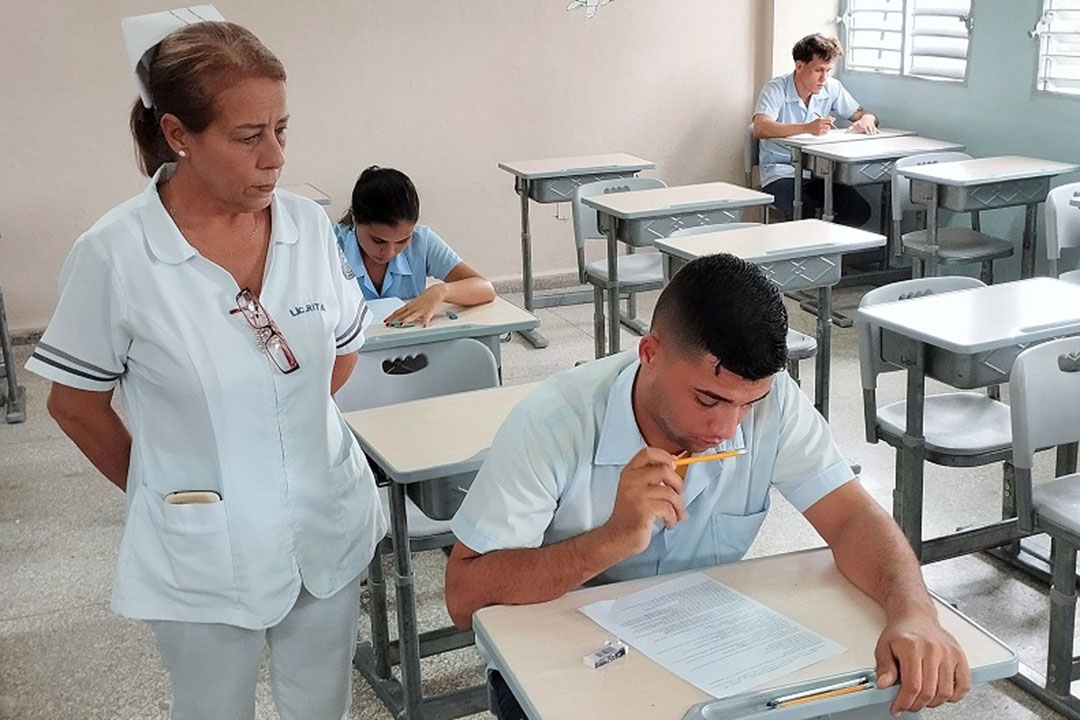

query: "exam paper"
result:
(366, 297), (405, 323)
(580, 572), (844, 698)
(786, 128), (858, 142)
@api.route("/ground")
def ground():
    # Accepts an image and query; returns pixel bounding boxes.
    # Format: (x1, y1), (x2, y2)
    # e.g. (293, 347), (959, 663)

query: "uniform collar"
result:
(139, 164), (297, 265)
(336, 224), (414, 297)
(783, 72), (826, 110)
(593, 359), (747, 467)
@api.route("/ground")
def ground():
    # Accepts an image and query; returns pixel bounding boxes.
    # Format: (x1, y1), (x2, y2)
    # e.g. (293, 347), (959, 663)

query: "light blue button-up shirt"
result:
(334, 223), (462, 301)
(452, 352), (854, 584)
(754, 73), (862, 188)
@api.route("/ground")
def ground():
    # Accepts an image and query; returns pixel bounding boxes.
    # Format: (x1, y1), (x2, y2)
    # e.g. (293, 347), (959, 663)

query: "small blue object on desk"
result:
(389, 321), (416, 328)
(446, 311), (459, 321)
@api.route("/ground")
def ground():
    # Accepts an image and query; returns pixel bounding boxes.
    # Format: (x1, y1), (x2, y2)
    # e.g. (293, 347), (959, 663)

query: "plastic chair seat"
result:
(377, 485), (453, 538)
(877, 391), (1012, 455)
(786, 329), (817, 360)
(1061, 269), (1080, 284)
(901, 227), (1014, 264)
(1034, 473), (1080, 536)
(585, 252), (664, 286)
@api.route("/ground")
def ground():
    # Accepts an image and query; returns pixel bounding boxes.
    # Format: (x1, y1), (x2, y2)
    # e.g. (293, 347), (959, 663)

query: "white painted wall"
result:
(0, 1), (767, 333)
(770, 0), (840, 77)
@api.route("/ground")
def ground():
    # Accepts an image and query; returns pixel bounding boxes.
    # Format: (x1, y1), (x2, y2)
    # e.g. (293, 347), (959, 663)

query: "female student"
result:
(334, 166), (495, 326)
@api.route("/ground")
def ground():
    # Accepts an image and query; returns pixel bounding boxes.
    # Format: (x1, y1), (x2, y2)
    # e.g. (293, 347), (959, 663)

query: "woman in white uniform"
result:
(25, 12), (384, 720)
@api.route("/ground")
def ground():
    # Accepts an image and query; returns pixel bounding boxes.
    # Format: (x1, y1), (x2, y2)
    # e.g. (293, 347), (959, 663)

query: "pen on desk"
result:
(446, 310), (459, 320)
(767, 676), (870, 708)
(673, 449), (746, 467)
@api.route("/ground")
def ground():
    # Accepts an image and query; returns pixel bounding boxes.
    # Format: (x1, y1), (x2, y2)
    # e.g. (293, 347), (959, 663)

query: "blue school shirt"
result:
(334, 223), (462, 301)
(753, 73), (862, 188)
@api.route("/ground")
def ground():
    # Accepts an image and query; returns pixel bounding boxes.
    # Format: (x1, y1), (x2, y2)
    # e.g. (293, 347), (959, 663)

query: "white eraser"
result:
(583, 640), (628, 669)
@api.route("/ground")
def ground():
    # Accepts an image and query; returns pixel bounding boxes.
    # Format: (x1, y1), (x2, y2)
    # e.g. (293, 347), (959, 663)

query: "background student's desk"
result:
(654, 219), (885, 420)
(343, 382), (537, 720)
(360, 296), (538, 370)
(801, 135), (964, 228)
(582, 182), (774, 355)
(773, 128), (914, 222)
(474, 548), (1017, 720)
(898, 156), (1079, 278)
(498, 153), (655, 349)
(856, 278), (1080, 567)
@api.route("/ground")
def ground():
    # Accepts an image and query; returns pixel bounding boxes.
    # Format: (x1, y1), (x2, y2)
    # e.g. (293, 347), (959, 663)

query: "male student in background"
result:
(753, 33), (879, 226)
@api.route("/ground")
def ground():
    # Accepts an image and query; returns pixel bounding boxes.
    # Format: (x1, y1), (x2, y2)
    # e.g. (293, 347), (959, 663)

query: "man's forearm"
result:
(753, 115), (808, 139)
(829, 501), (934, 618)
(446, 525), (631, 629)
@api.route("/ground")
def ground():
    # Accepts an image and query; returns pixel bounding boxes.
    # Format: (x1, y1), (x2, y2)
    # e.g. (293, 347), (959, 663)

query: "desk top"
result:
(498, 153), (655, 180)
(581, 182), (773, 220)
(857, 277), (1080, 354)
(279, 182), (331, 206)
(654, 219), (884, 263)
(898, 155), (1079, 186)
(775, 127), (914, 150)
(474, 548), (1015, 720)
(343, 382), (537, 484)
(360, 296), (537, 353)
(802, 136), (964, 163)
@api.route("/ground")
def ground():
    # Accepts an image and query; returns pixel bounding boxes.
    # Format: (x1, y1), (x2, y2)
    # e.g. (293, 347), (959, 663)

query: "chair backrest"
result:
(667, 222), (762, 239)
(1010, 336), (1080, 470)
(1045, 181), (1080, 274)
(856, 276), (985, 391)
(744, 123), (759, 188)
(571, 177), (667, 250)
(333, 338), (499, 413)
(891, 151), (973, 218)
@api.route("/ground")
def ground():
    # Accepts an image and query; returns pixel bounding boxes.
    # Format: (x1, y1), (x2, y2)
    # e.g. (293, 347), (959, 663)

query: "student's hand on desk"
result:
(874, 610), (971, 716)
(602, 448), (686, 555)
(385, 287), (446, 327)
(804, 116), (835, 136)
(849, 115), (879, 135)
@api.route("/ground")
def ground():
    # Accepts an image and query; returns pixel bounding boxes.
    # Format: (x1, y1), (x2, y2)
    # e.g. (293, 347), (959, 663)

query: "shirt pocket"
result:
(328, 439), (385, 559)
(127, 486), (237, 604)
(710, 493), (771, 565)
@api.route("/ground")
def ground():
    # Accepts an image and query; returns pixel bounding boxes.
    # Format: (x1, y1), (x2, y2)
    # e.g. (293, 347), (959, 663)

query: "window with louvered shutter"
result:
(1034, 0), (1080, 96)
(840, 0), (972, 82)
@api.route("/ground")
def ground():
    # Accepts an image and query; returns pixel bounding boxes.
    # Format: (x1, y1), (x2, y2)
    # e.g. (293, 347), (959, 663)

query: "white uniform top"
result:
(25, 165), (387, 629)
(451, 352), (853, 584)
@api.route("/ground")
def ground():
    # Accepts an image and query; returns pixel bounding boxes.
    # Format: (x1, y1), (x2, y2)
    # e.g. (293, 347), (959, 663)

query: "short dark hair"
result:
(651, 254), (788, 381)
(792, 34), (843, 64)
(341, 166), (421, 226)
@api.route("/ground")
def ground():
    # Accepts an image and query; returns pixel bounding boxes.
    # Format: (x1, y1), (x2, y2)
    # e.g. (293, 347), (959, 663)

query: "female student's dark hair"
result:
(652, 253), (788, 381)
(340, 166), (421, 227)
(128, 21), (286, 176)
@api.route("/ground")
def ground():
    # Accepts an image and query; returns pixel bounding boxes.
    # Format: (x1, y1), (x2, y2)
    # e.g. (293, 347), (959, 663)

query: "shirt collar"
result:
(593, 358), (747, 467)
(139, 164), (296, 265)
(783, 72), (827, 109)
(335, 224), (414, 297)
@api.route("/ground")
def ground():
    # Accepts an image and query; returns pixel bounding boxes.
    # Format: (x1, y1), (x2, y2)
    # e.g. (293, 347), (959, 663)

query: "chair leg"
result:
(980, 260), (994, 285)
(593, 286), (607, 359)
(1045, 538), (1078, 696)
(786, 358), (801, 386)
(911, 257), (924, 279)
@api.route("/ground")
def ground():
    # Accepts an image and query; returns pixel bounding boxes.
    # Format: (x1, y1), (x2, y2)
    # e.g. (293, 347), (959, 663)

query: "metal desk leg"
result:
(923, 185), (940, 278)
(514, 178), (549, 349)
(388, 482), (424, 719)
(898, 341), (927, 561)
(821, 161), (835, 224)
(368, 543), (392, 678)
(605, 217), (621, 356)
(813, 285), (832, 420)
(792, 149), (804, 220)
(0, 285), (26, 424)
(1021, 203), (1038, 279)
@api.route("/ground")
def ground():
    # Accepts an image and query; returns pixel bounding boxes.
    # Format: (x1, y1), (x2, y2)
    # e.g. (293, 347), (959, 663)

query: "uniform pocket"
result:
(710, 496), (771, 565)
(130, 487), (237, 602)
(330, 440), (386, 558)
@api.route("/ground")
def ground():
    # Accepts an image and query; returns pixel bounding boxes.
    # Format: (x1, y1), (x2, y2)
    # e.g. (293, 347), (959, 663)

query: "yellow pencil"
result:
(778, 684), (870, 708)
(672, 449), (746, 467)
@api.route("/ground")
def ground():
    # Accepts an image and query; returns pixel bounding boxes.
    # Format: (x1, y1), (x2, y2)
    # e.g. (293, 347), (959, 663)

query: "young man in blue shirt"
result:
(754, 34), (878, 227)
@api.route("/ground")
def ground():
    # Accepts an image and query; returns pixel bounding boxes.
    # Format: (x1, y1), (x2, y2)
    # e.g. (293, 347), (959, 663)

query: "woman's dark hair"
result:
(128, 21), (287, 176)
(651, 253), (788, 381)
(340, 166), (421, 227)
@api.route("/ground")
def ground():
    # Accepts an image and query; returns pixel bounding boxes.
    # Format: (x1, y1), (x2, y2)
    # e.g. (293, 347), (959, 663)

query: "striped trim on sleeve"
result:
(335, 300), (370, 350)
(30, 342), (123, 384)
